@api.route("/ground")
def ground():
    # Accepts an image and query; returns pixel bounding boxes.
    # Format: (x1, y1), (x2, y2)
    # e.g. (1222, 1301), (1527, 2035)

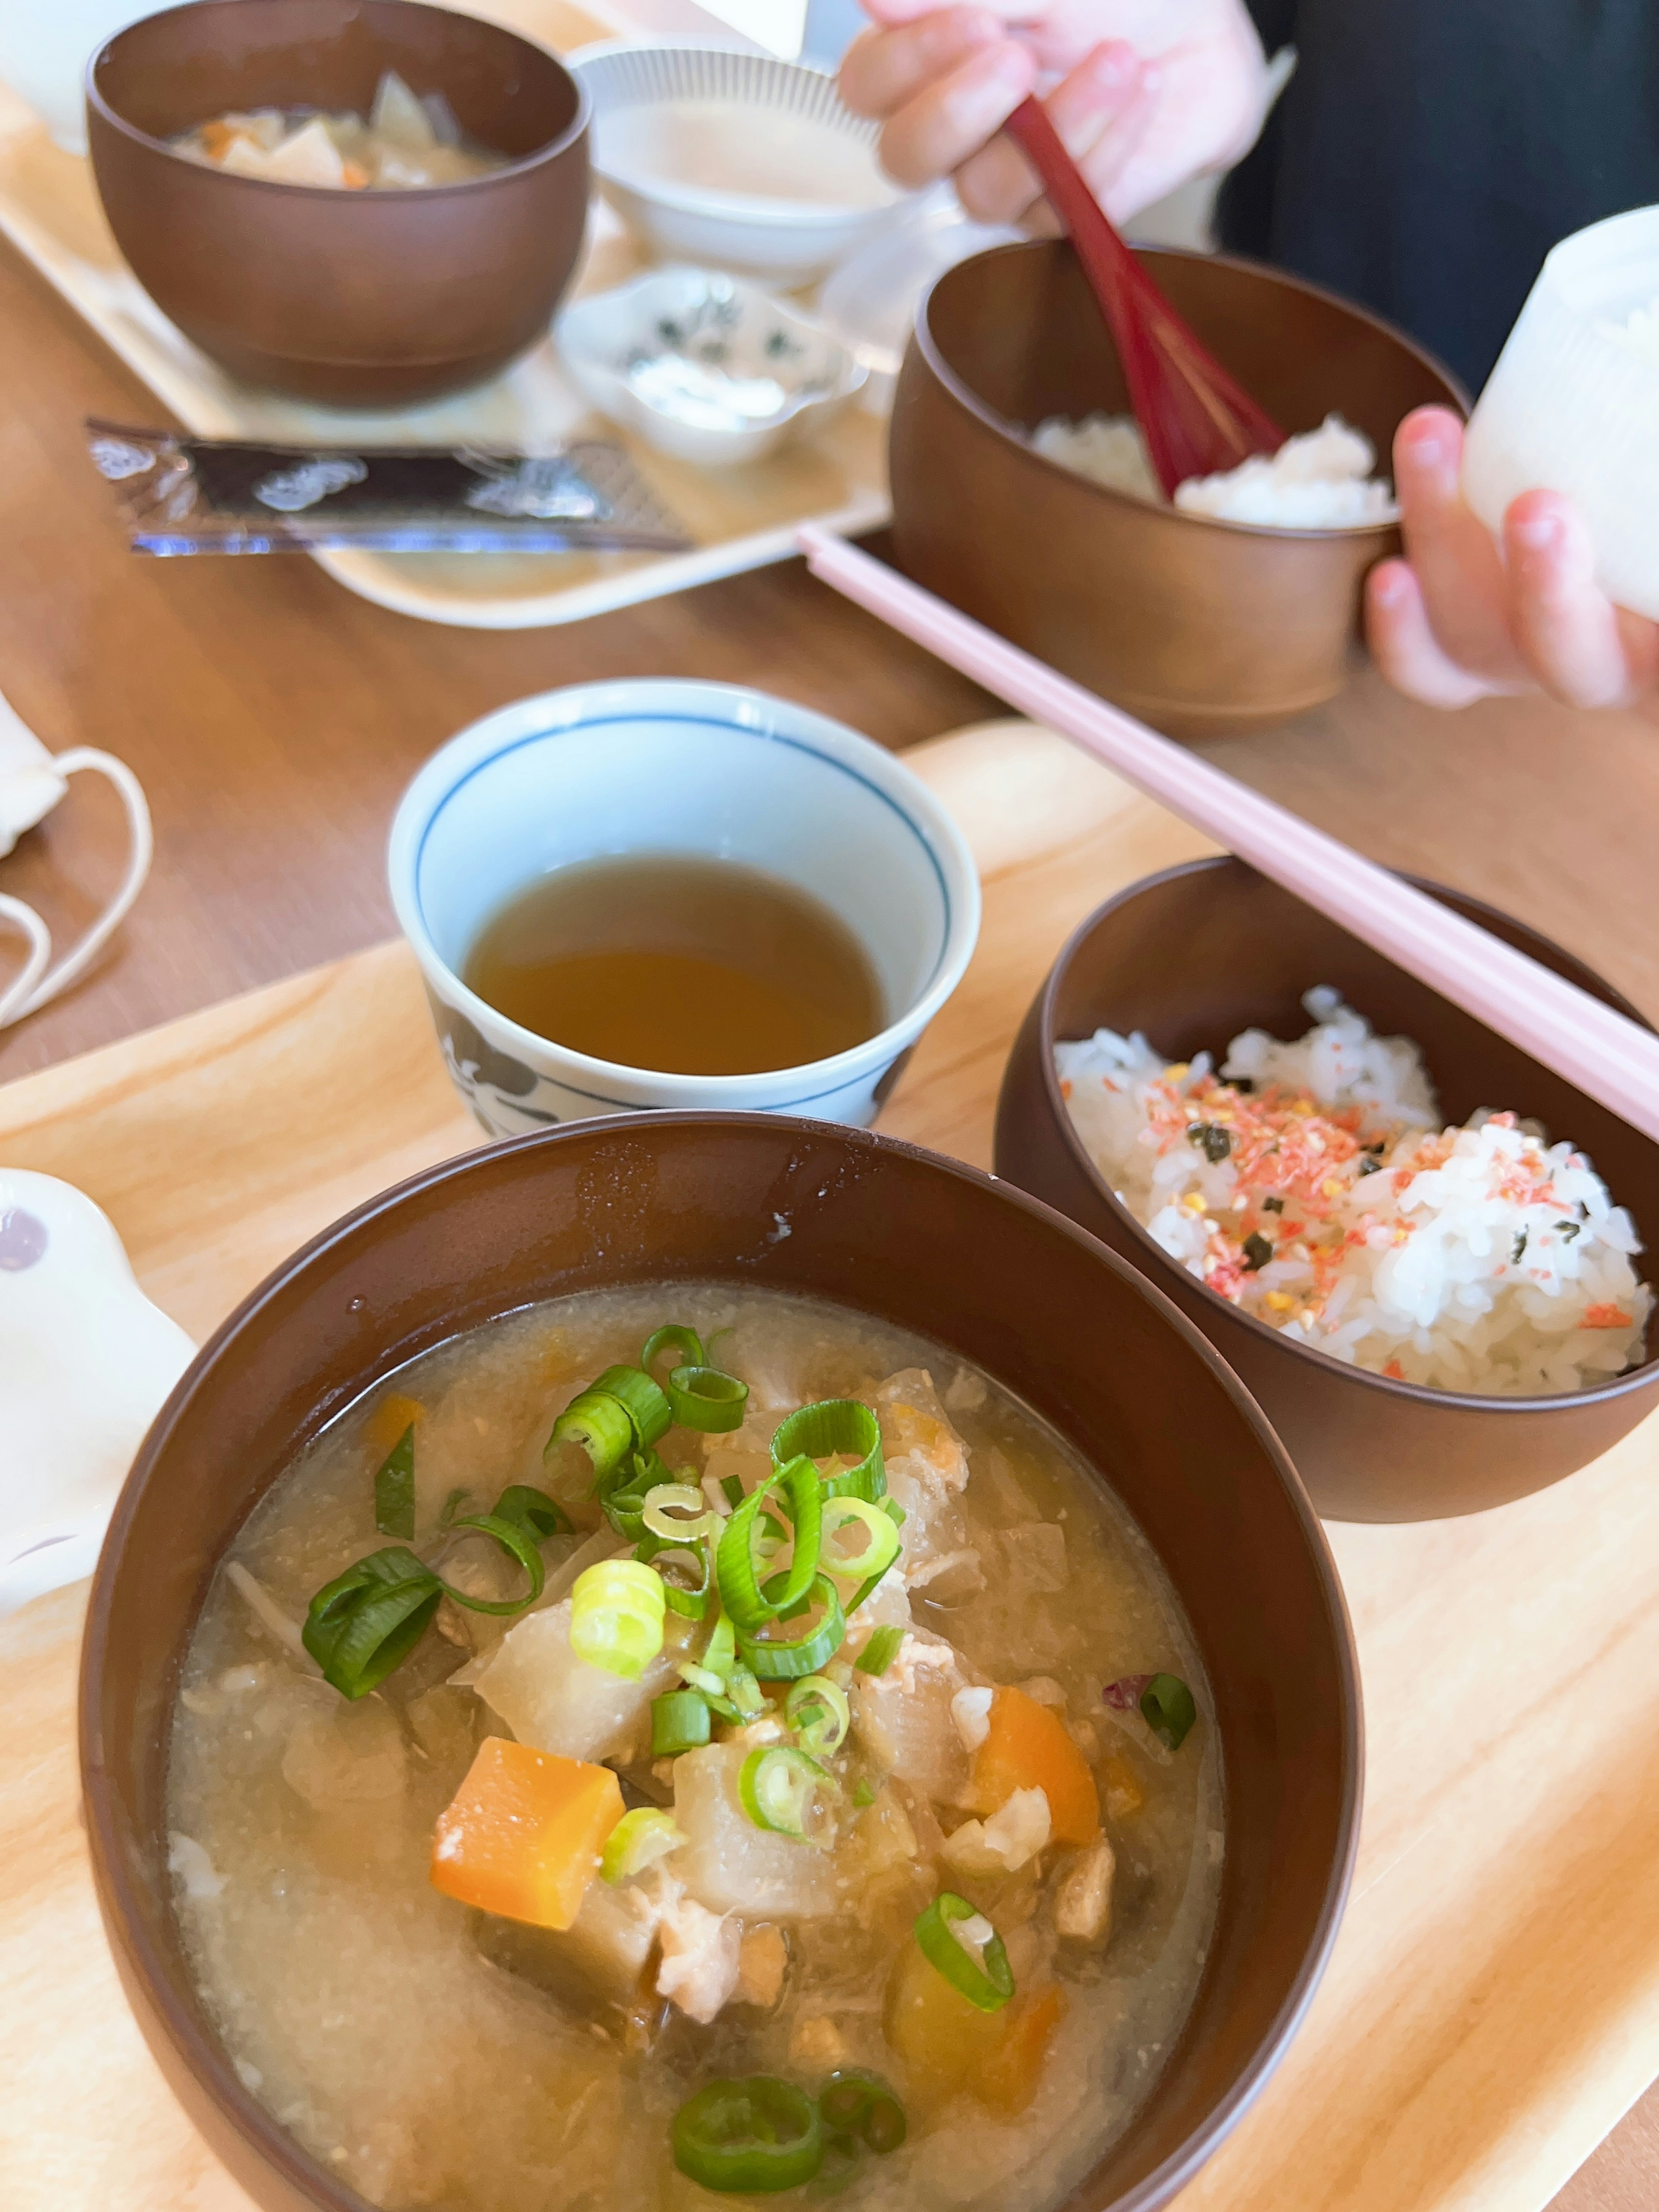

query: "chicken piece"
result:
(941, 1787), (1052, 1878)
(464, 1598), (676, 1764)
(654, 1874), (741, 2024)
(1053, 1836), (1115, 1945)
(670, 1745), (839, 1918)
(851, 1633), (969, 1805)
(736, 1924), (789, 2009)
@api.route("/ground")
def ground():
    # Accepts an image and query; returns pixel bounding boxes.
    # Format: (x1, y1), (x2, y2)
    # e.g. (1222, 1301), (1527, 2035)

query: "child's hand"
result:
(1367, 408), (1659, 721)
(839, 0), (1272, 229)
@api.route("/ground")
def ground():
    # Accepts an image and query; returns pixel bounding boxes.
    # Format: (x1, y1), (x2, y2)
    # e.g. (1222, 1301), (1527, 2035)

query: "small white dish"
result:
(0, 1169), (195, 1614)
(569, 38), (905, 284)
(387, 678), (981, 1138)
(557, 267), (867, 465)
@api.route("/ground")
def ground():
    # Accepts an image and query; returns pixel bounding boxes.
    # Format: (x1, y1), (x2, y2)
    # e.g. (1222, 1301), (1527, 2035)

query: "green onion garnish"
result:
(650, 1542), (714, 1621)
(819, 2072), (906, 2155)
(439, 1508), (550, 1615)
(667, 1365), (750, 1434)
(855, 1624), (904, 1678)
(569, 1558), (666, 1680)
(489, 1484), (571, 1545)
(785, 1674), (850, 1757)
(719, 1474), (745, 1510)
(642, 1323), (706, 1379)
(642, 1483), (719, 1546)
(851, 1778), (877, 1809)
(592, 1364), (672, 1449)
(547, 1387), (636, 1480)
(302, 1547), (443, 1700)
(819, 1497), (902, 1591)
(727, 1664), (766, 1717)
(717, 1455), (823, 1630)
(702, 1610), (737, 1681)
(372, 1424), (416, 1541)
(770, 1400), (886, 1502)
(1140, 1671), (1198, 1751)
(652, 1688), (713, 1756)
(671, 2077), (823, 2194)
(739, 1747), (835, 1839)
(913, 1892), (1015, 2012)
(740, 1573), (845, 1679)
(601, 1805), (685, 1885)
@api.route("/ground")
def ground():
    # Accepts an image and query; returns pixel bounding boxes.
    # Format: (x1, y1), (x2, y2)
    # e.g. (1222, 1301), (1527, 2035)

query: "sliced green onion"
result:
(441, 1510), (548, 1615)
(642, 1323), (705, 1379)
(489, 1484), (571, 1545)
(570, 1559), (666, 1680)
(719, 1474), (745, 1510)
(593, 1363), (673, 1448)
(727, 1664), (766, 1718)
(717, 1455), (823, 1631)
(771, 1400), (885, 1501)
(678, 1658), (725, 1697)
(437, 1485), (470, 1528)
(652, 1689), (713, 1756)
(855, 1624), (905, 1678)
(754, 1508), (791, 1560)
(702, 1610), (737, 1682)
(372, 1424), (416, 1540)
(785, 1675), (850, 1757)
(819, 2072), (906, 2155)
(741, 1574), (845, 1680)
(651, 1542), (714, 1621)
(913, 1892), (1014, 2012)
(819, 1497), (903, 1589)
(547, 1387), (635, 1480)
(302, 1548), (442, 1700)
(1141, 1672), (1198, 1751)
(740, 1747), (835, 1839)
(851, 1777), (877, 1809)
(601, 1806), (685, 1885)
(671, 2077), (823, 2194)
(667, 1364), (750, 1434)
(642, 1483), (719, 1546)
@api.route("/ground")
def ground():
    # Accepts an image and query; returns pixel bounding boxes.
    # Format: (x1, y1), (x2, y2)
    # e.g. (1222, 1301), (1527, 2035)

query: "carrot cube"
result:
(366, 1391), (424, 1457)
(431, 1737), (623, 1930)
(971, 1686), (1100, 1846)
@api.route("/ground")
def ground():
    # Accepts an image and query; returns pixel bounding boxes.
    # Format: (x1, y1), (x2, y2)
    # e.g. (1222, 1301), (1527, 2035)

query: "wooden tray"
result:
(0, 0), (889, 632)
(4, 723), (1658, 2212)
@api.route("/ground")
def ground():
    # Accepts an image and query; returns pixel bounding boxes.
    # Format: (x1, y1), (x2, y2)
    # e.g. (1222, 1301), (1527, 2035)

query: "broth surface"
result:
(462, 857), (883, 1075)
(169, 1287), (1223, 2212)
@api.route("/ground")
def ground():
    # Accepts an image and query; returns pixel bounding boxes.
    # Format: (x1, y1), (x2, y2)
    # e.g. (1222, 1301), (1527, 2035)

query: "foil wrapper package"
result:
(85, 421), (691, 556)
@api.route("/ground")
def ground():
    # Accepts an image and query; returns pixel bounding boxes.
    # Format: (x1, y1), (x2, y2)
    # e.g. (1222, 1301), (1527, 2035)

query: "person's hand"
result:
(839, 0), (1271, 229)
(1367, 408), (1659, 722)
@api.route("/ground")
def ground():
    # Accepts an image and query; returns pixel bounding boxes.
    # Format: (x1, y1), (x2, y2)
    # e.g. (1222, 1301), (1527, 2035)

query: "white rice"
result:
(1055, 988), (1652, 1396)
(1030, 411), (1398, 528)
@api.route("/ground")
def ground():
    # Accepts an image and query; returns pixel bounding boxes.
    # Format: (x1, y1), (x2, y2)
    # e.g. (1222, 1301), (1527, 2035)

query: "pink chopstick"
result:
(798, 525), (1659, 1147)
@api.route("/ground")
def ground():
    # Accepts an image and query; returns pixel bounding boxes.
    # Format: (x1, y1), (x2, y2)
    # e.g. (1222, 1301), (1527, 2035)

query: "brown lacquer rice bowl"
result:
(82, 1115), (1357, 2212)
(995, 860), (1659, 1521)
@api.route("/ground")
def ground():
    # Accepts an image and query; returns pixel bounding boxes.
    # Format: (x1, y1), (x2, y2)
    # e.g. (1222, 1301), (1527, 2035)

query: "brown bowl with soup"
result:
(82, 1116), (1360, 2212)
(87, 0), (590, 407)
(887, 239), (1465, 741)
(995, 858), (1659, 1521)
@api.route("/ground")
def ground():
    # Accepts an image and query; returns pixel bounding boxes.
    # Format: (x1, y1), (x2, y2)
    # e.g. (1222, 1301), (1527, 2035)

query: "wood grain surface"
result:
(3, 727), (1659, 2212)
(1, 47), (1658, 2197)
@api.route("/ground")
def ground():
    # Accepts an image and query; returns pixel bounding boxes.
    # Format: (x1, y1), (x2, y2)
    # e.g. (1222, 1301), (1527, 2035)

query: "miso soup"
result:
(168, 1287), (1224, 2212)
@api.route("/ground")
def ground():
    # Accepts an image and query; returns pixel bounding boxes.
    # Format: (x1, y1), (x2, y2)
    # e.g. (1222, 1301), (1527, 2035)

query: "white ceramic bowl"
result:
(557, 266), (866, 465)
(569, 39), (904, 284)
(387, 679), (981, 1137)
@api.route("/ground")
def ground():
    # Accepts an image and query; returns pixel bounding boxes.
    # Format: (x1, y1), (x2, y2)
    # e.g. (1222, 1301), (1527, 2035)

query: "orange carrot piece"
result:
(971, 1685), (1100, 1846)
(976, 1985), (1066, 2115)
(885, 1938), (1065, 2115)
(365, 1391), (423, 1458)
(431, 1738), (623, 1929)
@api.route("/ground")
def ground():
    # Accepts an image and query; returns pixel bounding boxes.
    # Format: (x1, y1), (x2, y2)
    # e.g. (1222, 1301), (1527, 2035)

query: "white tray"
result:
(0, 0), (890, 629)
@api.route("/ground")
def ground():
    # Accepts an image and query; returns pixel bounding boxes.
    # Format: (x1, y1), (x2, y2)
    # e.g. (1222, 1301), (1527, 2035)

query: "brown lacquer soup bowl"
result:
(888, 239), (1465, 741)
(87, 0), (590, 406)
(82, 1115), (1359, 2212)
(995, 859), (1659, 1522)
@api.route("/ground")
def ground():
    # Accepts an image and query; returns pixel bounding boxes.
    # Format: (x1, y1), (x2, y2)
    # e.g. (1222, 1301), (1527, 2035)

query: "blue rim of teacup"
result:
(388, 679), (982, 1108)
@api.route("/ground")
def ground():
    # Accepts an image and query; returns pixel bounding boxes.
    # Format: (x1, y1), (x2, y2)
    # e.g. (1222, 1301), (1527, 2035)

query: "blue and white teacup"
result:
(388, 679), (981, 1138)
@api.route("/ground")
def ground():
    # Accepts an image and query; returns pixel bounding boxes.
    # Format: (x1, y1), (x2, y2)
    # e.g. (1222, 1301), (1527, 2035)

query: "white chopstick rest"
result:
(1462, 205), (1659, 622)
(798, 524), (1659, 1147)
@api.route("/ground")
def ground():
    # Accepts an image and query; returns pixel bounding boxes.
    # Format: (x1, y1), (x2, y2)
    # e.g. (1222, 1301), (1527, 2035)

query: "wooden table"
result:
(2, 208), (1657, 2212)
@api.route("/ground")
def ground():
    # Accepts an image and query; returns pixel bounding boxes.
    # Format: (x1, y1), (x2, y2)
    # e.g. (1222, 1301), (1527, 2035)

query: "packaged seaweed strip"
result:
(1462, 205), (1659, 621)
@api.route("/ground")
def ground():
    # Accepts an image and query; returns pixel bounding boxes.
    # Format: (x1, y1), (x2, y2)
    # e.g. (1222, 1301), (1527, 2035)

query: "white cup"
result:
(0, 0), (197, 156)
(388, 679), (981, 1138)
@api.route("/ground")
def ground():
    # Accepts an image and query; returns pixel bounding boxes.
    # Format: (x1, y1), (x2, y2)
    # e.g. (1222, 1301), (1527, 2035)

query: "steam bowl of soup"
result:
(87, 0), (591, 407)
(82, 1115), (1360, 2212)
